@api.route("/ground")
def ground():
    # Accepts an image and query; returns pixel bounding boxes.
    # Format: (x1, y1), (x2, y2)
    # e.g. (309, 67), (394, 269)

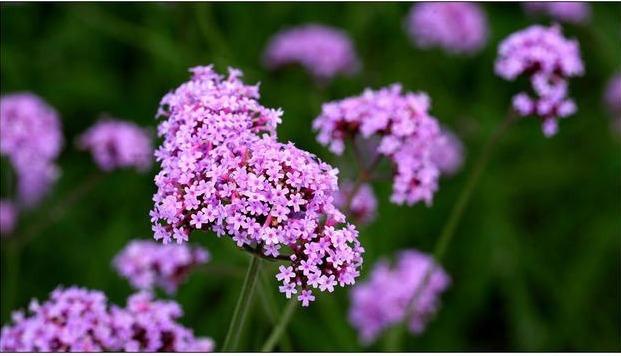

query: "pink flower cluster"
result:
(405, 2), (488, 55)
(0, 93), (64, 207)
(78, 117), (153, 172)
(522, 2), (591, 24)
(495, 25), (584, 137)
(113, 240), (209, 294)
(430, 127), (464, 177)
(348, 250), (450, 345)
(263, 24), (361, 81)
(150, 65), (364, 305)
(313, 84), (444, 206)
(0, 287), (213, 352)
(605, 74), (621, 119)
(334, 180), (378, 226)
(0, 200), (17, 235)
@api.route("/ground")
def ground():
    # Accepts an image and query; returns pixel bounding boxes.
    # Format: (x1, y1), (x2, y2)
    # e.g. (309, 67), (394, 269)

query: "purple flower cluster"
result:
(0, 287), (213, 352)
(263, 24), (361, 81)
(430, 127), (464, 176)
(348, 250), (450, 345)
(405, 2), (488, 55)
(150, 65), (364, 305)
(495, 25), (584, 137)
(522, 2), (591, 24)
(313, 84), (444, 206)
(78, 117), (153, 172)
(605, 74), (621, 119)
(0, 93), (64, 207)
(334, 180), (378, 226)
(113, 240), (209, 294)
(0, 200), (17, 235)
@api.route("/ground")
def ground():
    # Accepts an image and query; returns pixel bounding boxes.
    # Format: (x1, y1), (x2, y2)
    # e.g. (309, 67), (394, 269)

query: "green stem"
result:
(258, 269), (293, 351)
(221, 255), (263, 351)
(261, 298), (297, 352)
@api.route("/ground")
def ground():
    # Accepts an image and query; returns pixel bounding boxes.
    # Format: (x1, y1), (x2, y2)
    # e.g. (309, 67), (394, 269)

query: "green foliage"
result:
(1, 2), (619, 351)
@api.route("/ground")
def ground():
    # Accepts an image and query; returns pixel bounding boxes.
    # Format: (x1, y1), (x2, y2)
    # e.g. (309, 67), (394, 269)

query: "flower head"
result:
(348, 250), (450, 345)
(522, 2), (591, 24)
(113, 240), (209, 294)
(0, 200), (17, 235)
(0, 286), (213, 352)
(495, 24), (584, 136)
(430, 126), (464, 176)
(78, 117), (153, 172)
(405, 2), (488, 55)
(0, 93), (63, 207)
(263, 24), (361, 81)
(334, 180), (378, 226)
(313, 84), (443, 206)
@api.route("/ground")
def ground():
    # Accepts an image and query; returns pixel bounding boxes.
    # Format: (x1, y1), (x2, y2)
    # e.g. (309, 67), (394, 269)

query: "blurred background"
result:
(1, 1), (619, 351)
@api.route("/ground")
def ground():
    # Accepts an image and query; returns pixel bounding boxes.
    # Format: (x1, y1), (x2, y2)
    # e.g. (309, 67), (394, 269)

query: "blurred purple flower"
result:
(430, 126), (464, 176)
(334, 180), (378, 226)
(495, 24), (584, 137)
(313, 84), (444, 206)
(0, 200), (17, 235)
(0, 93), (63, 207)
(78, 117), (153, 172)
(348, 249), (450, 345)
(405, 2), (488, 55)
(522, 2), (591, 24)
(113, 240), (209, 294)
(0, 286), (213, 352)
(263, 24), (361, 81)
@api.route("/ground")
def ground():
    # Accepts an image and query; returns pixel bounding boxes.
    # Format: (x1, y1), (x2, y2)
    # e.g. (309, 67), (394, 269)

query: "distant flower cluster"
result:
(334, 180), (377, 226)
(263, 24), (360, 81)
(522, 2), (591, 24)
(405, 2), (488, 55)
(313, 84), (446, 206)
(0, 286), (213, 352)
(605, 74), (621, 120)
(0, 200), (17, 235)
(495, 25), (584, 136)
(78, 117), (153, 172)
(0, 93), (64, 207)
(431, 127), (464, 177)
(150, 65), (364, 305)
(349, 250), (450, 345)
(113, 240), (209, 294)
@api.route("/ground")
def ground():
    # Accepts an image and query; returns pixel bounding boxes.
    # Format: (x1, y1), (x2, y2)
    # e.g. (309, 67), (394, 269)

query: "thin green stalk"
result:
(258, 269), (293, 351)
(386, 112), (517, 351)
(221, 255), (263, 351)
(261, 298), (297, 352)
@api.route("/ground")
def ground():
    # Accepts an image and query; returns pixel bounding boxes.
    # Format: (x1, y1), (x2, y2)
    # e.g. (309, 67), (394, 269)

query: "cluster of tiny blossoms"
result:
(0, 93), (64, 207)
(313, 84), (444, 206)
(495, 25), (584, 137)
(334, 180), (378, 226)
(113, 240), (209, 294)
(150, 65), (364, 305)
(348, 250), (450, 345)
(404, 2), (488, 55)
(522, 2), (591, 24)
(0, 287), (213, 352)
(430, 127), (464, 177)
(0, 200), (17, 235)
(263, 24), (360, 81)
(77, 117), (153, 172)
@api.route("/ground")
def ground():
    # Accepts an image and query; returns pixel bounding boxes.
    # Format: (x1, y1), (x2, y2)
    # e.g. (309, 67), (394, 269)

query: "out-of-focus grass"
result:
(1, 2), (619, 351)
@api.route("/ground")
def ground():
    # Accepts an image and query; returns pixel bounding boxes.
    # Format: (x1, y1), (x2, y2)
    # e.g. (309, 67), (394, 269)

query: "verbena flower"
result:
(263, 24), (361, 81)
(348, 250), (450, 345)
(77, 117), (153, 172)
(404, 2), (488, 55)
(0, 286), (213, 352)
(0, 200), (17, 235)
(605, 74), (621, 118)
(313, 84), (443, 206)
(495, 24), (584, 137)
(0, 93), (63, 207)
(113, 240), (209, 294)
(334, 180), (377, 226)
(522, 2), (591, 24)
(430, 127), (464, 177)
(150, 65), (364, 305)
